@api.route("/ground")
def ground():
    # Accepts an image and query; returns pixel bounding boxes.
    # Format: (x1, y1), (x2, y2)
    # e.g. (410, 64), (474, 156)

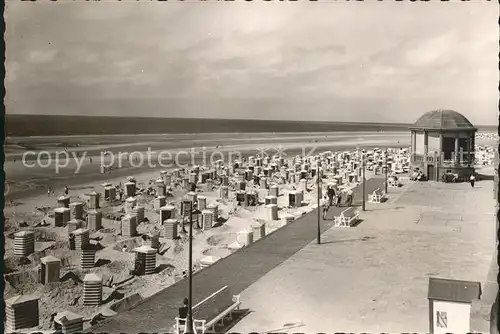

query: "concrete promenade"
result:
(230, 177), (497, 332)
(91, 177), (385, 332)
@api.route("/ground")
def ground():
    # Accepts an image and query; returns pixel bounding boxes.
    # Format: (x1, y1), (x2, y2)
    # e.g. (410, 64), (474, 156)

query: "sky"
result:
(5, 1), (498, 125)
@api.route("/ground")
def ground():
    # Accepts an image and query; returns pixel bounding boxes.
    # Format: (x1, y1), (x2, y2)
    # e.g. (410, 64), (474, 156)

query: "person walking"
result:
(336, 189), (342, 207)
(321, 195), (329, 220)
(345, 188), (354, 207)
(64, 186), (69, 196)
(327, 186), (335, 207)
(47, 186), (52, 197)
(470, 173), (476, 188)
(49, 313), (58, 330)
(69, 233), (75, 249)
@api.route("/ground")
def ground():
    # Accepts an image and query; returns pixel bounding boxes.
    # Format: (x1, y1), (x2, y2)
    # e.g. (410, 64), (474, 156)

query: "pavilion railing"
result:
(411, 153), (474, 167)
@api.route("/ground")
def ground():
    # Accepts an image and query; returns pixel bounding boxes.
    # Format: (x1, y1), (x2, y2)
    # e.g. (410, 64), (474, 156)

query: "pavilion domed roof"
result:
(411, 109), (476, 131)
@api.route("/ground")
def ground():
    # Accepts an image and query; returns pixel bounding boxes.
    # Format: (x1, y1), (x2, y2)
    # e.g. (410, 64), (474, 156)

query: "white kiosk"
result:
(427, 277), (481, 334)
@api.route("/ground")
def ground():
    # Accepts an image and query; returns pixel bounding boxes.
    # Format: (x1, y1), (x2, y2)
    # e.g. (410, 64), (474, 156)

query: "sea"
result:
(6, 114), (415, 137)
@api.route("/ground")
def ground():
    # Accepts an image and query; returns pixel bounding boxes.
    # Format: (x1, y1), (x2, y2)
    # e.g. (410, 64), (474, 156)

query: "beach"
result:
(3, 130), (496, 332)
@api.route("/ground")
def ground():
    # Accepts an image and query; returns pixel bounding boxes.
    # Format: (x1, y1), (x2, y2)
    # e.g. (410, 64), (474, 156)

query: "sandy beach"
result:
(3, 131), (496, 332)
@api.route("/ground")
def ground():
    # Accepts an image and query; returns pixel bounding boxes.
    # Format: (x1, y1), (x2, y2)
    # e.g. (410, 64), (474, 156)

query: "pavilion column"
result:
(470, 133), (476, 165)
(464, 137), (469, 164)
(454, 133), (460, 166)
(423, 131), (428, 162)
(411, 131), (416, 161)
(466, 135), (472, 165)
(410, 132), (414, 152)
(439, 133), (444, 162)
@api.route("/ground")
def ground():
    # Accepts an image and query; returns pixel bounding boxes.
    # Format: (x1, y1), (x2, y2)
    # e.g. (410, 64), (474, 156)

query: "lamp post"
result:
(184, 204), (202, 334)
(181, 199), (192, 233)
(384, 149), (388, 194)
(316, 165), (321, 245)
(362, 153), (366, 212)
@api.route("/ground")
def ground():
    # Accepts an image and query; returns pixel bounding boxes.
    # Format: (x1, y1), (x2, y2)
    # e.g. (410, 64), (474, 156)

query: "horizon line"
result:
(3, 113), (417, 127)
(6, 113), (497, 128)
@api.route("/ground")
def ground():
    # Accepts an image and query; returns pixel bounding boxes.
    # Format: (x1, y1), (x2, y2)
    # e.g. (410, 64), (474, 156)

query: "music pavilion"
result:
(409, 109), (477, 181)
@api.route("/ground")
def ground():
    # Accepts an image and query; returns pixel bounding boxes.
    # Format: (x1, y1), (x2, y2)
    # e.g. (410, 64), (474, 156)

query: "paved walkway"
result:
(229, 178), (497, 332)
(90, 177), (385, 332)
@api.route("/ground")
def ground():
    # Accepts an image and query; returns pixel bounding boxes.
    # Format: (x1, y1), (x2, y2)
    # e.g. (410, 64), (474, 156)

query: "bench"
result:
(334, 207), (360, 227)
(368, 188), (386, 203)
(175, 285), (241, 334)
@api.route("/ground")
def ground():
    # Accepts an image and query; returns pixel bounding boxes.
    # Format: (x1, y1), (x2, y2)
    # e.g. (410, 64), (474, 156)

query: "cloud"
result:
(4, 2), (498, 125)
(28, 50), (58, 63)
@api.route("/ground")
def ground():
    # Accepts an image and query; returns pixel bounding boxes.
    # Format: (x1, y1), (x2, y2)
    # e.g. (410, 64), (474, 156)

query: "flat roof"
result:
(427, 277), (481, 303)
(41, 255), (61, 263)
(55, 310), (83, 323)
(84, 273), (102, 282)
(71, 228), (89, 235)
(133, 245), (156, 253)
(54, 207), (70, 212)
(14, 230), (34, 237)
(6, 294), (39, 306)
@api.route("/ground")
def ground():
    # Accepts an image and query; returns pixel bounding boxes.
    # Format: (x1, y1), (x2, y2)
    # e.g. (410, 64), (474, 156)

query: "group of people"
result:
(47, 185), (69, 197)
(413, 169), (478, 187)
(410, 170), (425, 181)
(320, 184), (354, 219)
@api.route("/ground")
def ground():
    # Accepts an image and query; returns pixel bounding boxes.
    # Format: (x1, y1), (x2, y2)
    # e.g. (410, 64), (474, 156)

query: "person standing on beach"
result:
(469, 173), (476, 188)
(64, 186), (69, 196)
(47, 186), (52, 197)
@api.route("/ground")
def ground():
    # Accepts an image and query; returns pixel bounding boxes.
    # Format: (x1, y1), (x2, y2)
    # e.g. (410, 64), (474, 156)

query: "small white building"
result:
(427, 277), (481, 334)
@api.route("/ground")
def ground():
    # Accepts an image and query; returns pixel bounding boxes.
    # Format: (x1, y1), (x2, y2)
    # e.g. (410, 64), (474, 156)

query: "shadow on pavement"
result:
(321, 235), (375, 245)
(350, 218), (365, 227)
(477, 173), (494, 181)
